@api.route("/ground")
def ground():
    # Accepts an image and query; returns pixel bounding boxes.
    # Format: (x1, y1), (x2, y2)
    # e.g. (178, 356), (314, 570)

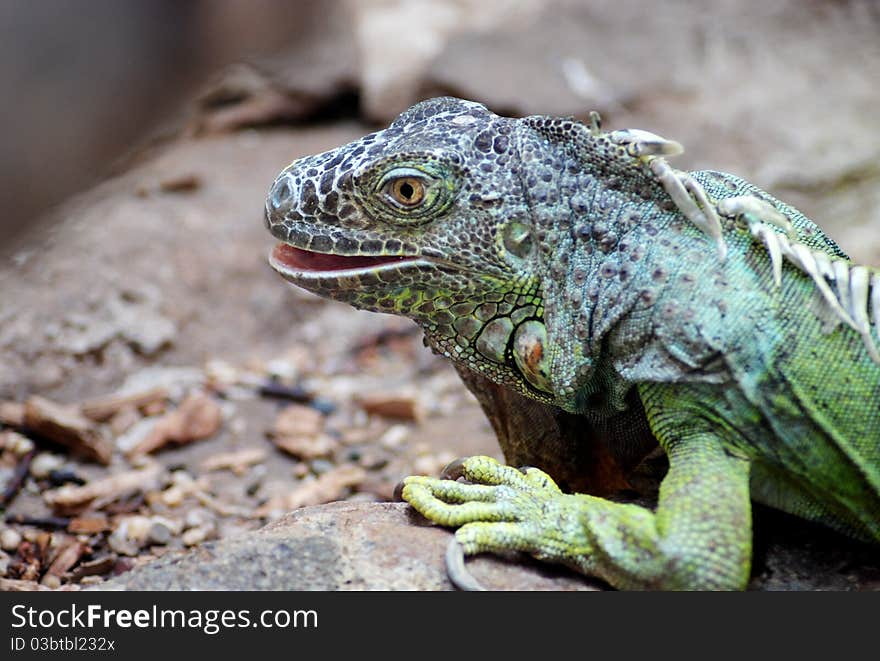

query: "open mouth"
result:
(270, 243), (422, 276)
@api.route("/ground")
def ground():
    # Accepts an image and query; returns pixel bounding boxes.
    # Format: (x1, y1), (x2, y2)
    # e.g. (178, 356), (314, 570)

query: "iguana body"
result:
(264, 97), (880, 589)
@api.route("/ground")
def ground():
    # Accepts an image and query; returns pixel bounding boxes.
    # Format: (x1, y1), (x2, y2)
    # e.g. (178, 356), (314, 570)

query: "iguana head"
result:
(265, 97), (553, 398)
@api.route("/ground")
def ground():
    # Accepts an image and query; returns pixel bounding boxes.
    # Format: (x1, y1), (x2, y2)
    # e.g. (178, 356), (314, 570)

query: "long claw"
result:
(754, 225), (783, 287)
(440, 457), (469, 481)
(848, 266), (880, 363)
(445, 537), (486, 591)
(648, 160), (727, 260)
(872, 274), (880, 341)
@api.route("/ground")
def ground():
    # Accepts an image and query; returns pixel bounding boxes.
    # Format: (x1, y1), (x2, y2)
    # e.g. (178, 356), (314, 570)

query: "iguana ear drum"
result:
(512, 320), (553, 393)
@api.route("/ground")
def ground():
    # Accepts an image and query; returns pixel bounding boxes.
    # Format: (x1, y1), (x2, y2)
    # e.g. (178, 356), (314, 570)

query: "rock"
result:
(23, 396), (113, 464)
(272, 434), (336, 460)
(190, 2), (359, 133)
(92, 500), (880, 591)
(0, 528), (22, 552)
(93, 501), (598, 590)
(272, 403), (324, 438)
(181, 526), (210, 547)
(0, 430), (34, 456)
(29, 453), (65, 480)
(422, 0), (880, 261)
(126, 390), (223, 457)
(355, 392), (423, 421)
(253, 464), (366, 518)
(352, 0), (543, 122)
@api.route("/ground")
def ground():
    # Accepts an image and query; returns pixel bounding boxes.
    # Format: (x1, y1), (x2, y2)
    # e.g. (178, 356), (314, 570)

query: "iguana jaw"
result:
(269, 242), (430, 285)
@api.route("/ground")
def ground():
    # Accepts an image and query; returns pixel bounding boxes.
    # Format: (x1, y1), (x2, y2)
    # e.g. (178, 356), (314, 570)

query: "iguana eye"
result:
(363, 161), (458, 224)
(388, 177), (425, 207)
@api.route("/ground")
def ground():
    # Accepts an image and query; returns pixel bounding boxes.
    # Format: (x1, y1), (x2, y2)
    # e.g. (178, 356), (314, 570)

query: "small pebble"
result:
(5, 431), (34, 456)
(147, 522), (172, 545)
(266, 358), (298, 382)
(310, 398), (336, 415)
(171, 470), (197, 487)
(0, 528), (22, 552)
(379, 424), (410, 449)
(184, 508), (214, 529)
(412, 452), (457, 477)
(161, 485), (185, 507)
(354, 449), (389, 470)
(127, 516), (155, 544)
(107, 528), (140, 556)
(310, 459), (334, 475)
(29, 453), (65, 479)
(182, 526), (208, 547)
(40, 574), (61, 589)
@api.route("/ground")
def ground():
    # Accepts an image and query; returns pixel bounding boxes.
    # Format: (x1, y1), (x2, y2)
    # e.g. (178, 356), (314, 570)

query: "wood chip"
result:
(80, 386), (169, 422)
(159, 173), (201, 193)
(0, 400), (25, 427)
(200, 447), (267, 475)
(254, 464), (366, 517)
(68, 555), (116, 581)
(141, 399), (167, 417)
(109, 405), (141, 435)
(272, 434), (337, 460)
(44, 464), (161, 511)
(67, 516), (112, 534)
(44, 540), (85, 578)
(126, 390), (222, 457)
(23, 396), (113, 464)
(272, 403), (323, 437)
(1, 448), (34, 506)
(355, 393), (423, 421)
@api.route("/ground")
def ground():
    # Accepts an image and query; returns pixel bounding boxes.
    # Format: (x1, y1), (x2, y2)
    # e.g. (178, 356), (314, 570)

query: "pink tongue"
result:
(272, 243), (409, 272)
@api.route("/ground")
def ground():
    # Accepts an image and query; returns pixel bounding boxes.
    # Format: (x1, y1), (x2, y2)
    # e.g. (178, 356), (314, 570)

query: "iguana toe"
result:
(400, 455), (580, 585)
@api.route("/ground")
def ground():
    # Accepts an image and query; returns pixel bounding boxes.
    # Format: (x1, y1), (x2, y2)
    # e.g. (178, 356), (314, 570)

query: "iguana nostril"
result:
(270, 176), (294, 211)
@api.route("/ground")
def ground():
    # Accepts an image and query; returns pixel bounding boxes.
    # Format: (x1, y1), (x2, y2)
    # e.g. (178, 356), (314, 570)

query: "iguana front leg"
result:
(400, 401), (753, 590)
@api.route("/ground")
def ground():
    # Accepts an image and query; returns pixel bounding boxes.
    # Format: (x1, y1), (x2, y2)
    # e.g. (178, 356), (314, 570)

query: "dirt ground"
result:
(1, 1), (879, 590)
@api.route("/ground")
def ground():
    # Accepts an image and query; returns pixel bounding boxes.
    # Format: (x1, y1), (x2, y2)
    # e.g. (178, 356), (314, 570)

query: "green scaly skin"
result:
(264, 97), (880, 590)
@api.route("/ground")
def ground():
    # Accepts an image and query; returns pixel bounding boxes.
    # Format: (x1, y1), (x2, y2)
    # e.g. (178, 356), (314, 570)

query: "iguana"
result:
(264, 97), (880, 590)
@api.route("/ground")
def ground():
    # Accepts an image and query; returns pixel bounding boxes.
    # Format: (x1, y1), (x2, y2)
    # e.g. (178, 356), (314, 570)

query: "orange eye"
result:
(389, 177), (425, 206)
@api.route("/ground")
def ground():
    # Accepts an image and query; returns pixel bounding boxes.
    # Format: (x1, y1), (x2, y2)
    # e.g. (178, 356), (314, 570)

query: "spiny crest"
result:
(720, 196), (880, 365)
(605, 121), (880, 365)
(607, 126), (728, 261)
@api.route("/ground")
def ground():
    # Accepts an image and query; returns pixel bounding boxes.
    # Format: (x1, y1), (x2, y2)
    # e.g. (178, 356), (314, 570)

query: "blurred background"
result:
(1, 0), (879, 591)
(3, 0), (879, 253)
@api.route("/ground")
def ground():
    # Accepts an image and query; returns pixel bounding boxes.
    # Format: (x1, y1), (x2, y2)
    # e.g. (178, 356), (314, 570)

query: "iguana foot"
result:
(399, 455), (587, 590)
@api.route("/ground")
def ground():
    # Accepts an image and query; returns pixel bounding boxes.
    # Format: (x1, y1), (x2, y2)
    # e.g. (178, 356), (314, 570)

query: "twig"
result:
(1, 449), (35, 507)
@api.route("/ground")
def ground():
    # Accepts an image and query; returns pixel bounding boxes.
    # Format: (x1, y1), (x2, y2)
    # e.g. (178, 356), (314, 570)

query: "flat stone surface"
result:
(94, 501), (600, 591)
(91, 500), (880, 591)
